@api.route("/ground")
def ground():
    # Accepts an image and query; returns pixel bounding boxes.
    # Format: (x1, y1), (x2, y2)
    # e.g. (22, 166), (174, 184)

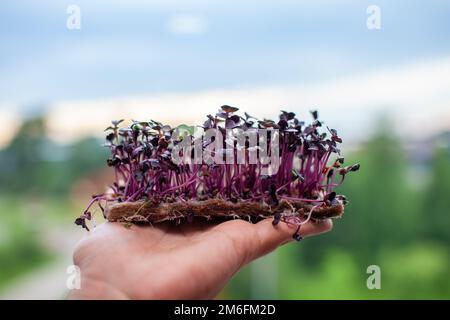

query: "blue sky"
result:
(1, 0), (450, 110)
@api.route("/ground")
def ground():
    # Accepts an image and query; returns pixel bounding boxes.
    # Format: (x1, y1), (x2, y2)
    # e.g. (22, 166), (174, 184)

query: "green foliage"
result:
(0, 117), (107, 195)
(422, 145), (450, 243)
(0, 197), (53, 290)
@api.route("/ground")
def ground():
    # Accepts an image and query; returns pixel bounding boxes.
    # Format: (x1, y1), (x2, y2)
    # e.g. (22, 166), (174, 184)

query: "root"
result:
(105, 198), (344, 224)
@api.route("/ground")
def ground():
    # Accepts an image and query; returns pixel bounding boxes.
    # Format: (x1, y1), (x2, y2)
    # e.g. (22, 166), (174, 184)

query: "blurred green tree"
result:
(422, 133), (450, 244)
(0, 116), (107, 195)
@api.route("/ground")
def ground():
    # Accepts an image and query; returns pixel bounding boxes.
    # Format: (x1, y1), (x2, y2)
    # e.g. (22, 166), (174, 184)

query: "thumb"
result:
(251, 218), (333, 259)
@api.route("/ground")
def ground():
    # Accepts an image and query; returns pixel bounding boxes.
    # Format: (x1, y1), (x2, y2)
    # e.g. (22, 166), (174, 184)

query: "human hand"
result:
(68, 218), (332, 299)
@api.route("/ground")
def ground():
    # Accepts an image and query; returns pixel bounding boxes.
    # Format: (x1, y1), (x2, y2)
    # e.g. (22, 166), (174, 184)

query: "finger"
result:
(212, 218), (333, 267)
(252, 218), (333, 258)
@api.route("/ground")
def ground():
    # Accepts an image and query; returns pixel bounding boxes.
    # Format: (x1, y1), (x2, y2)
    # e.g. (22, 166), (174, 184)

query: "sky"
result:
(1, 0), (450, 145)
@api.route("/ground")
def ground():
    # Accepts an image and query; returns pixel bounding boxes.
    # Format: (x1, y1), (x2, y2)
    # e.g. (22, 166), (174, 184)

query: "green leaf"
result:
(176, 124), (195, 136)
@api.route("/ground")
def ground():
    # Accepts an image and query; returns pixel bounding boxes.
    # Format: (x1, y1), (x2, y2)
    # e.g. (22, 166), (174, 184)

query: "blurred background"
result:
(0, 0), (449, 299)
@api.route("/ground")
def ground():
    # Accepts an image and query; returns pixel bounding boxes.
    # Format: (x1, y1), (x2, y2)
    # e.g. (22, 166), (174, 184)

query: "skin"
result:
(68, 217), (332, 299)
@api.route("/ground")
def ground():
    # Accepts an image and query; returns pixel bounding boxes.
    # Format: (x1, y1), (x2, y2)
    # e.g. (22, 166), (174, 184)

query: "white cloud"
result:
(166, 14), (207, 35)
(42, 56), (450, 145)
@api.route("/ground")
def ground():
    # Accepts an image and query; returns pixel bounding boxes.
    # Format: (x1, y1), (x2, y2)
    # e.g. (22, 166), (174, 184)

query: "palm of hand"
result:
(69, 218), (332, 299)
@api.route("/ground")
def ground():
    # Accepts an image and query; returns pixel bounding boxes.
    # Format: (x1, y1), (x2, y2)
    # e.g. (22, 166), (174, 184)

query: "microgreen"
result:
(75, 106), (359, 229)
